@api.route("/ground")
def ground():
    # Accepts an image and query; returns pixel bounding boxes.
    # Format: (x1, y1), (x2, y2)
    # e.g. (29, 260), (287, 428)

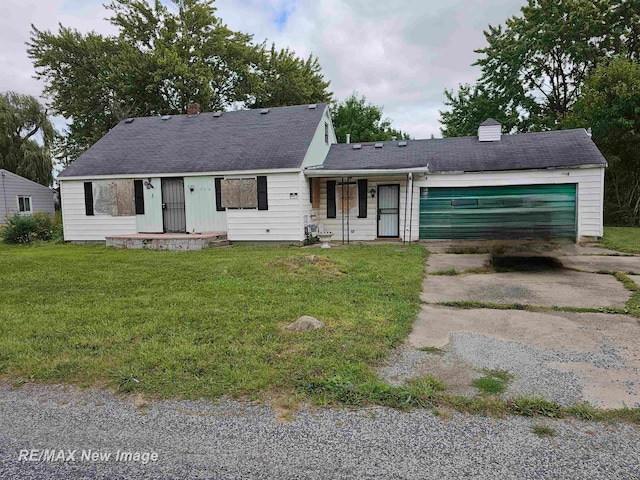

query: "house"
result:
(1, 169), (55, 224)
(57, 104), (607, 245)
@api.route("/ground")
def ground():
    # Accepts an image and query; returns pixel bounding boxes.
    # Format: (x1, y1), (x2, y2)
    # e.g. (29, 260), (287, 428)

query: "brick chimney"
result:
(187, 103), (201, 116)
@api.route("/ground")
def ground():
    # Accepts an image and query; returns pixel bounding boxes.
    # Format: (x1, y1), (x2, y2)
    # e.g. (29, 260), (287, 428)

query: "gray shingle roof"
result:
(58, 104), (327, 178)
(321, 129), (606, 173)
(480, 118), (502, 126)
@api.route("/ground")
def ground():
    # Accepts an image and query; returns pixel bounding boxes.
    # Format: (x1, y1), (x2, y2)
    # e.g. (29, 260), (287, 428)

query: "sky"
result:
(0, 0), (526, 140)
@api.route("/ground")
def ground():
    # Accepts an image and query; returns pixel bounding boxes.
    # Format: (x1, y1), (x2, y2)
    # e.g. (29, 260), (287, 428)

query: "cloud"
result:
(217, 0), (525, 138)
(0, 0), (526, 139)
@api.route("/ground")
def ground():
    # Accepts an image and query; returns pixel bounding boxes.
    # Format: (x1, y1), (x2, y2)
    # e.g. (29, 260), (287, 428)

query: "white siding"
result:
(225, 172), (305, 242)
(411, 167), (605, 240)
(1, 169), (55, 224)
(300, 106), (337, 168)
(310, 167), (604, 242)
(313, 176), (412, 241)
(478, 125), (502, 142)
(61, 180), (136, 241)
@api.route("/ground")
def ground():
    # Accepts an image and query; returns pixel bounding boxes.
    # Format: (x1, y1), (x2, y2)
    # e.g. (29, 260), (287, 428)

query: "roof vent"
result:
(352, 144), (362, 150)
(161, 115), (171, 121)
(374, 143), (384, 149)
(212, 112), (222, 118)
(478, 118), (502, 142)
(308, 104), (317, 109)
(398, 141), (408, 147)
(124, 118), (134, 124)
(260, 108), (270, 115)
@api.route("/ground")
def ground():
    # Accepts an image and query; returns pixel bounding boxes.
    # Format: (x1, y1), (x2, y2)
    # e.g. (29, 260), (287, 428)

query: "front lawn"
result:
(600, 227), (640, 254)
(0, 243), (426, 400)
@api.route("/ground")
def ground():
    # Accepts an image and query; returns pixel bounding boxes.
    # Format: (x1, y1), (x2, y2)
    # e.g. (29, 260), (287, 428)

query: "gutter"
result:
(304, 167), (431, 177)
(57, 167), (303, 182)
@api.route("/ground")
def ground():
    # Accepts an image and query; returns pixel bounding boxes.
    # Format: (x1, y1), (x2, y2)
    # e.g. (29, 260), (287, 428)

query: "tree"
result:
(568, 58), (640, 225)
(28, 0), (333, 161)
(246, 44), (332, 109)
(331, 93), (408, 144)
(0, 92), (55, 186)
(440, 84), (522, 137)
(440, 0), (640, 135)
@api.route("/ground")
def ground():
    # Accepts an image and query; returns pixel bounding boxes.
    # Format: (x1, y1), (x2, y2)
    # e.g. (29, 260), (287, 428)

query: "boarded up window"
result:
(339, 184), (357, 213)
(220, 178), (257, 209)
(92, 180), (136, 216)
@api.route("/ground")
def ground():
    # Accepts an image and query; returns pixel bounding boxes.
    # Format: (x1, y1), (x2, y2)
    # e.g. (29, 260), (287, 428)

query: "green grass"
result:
(531, 425), (557, 437)
(0, 243), (427, 400)
(436, 300), (629, 315)
(472, 376), (506, 395)
(416, 346), (445, 355)
(430, 268), (459, 276)
(472, 369), (513, 395)
(599, 227), (640, 254)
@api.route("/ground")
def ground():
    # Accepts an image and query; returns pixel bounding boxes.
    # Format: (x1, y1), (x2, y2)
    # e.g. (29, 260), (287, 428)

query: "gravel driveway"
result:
(1, 384), (639, 480)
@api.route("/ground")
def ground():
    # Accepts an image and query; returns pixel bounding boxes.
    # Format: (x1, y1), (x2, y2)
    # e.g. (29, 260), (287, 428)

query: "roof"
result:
(0, 169), (53, 191)
(58, 104), (327, 178)
(320, 129), (607, 173)
(480, 118), (502, 126)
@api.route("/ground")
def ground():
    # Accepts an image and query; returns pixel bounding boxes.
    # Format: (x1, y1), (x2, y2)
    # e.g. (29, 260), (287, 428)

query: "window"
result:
(220, 176), (268, 210)
(17, 196), (32, 213)
(325, 122), (329, 143)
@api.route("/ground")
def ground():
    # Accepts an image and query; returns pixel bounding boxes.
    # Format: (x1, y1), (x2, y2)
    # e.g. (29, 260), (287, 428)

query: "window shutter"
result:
(358, 179), (368, 218)
(84, 182), (94, 216)
(134, 180), (145, 215)
(327, 180), (336, 218)
(257, 176), (268, 210)
(311, 178), (320, 209)
(214, 178), (225, 211)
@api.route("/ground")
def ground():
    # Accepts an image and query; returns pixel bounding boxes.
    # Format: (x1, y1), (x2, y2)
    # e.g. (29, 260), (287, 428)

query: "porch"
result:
(106, 232), (228, 251)
(306, 172), (417, 244)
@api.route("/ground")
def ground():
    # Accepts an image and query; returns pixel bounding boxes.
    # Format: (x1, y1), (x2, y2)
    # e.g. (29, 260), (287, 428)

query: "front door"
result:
(378, 184), (400, 237)
(161, 178), (186, 233)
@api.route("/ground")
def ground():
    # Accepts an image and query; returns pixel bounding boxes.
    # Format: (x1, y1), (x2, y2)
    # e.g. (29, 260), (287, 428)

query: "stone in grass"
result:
(286, 316), (325, 332)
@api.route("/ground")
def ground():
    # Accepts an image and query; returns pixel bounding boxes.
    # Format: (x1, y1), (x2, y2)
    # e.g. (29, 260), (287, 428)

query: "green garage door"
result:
(419, 184), (576, 240)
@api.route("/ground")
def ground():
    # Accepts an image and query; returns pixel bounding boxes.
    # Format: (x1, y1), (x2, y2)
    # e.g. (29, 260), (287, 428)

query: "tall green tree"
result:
(440, 84), (522, 137)
(440, 0), (640, 135)
(331, 93), (408, 144)
(28, 0), (333, 161)
(568, 58), (640, 225)
(0, 92), (55, 186)
(247, 44), (332, 109)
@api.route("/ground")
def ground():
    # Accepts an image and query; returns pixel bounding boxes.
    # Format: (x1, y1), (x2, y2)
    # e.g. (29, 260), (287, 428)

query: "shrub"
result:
(1, 212), (59, 244)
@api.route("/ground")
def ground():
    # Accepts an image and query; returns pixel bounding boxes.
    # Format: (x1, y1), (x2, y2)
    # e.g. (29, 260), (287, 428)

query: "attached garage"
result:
(419, 184), (577, 240)
(312, 118), (607, 242)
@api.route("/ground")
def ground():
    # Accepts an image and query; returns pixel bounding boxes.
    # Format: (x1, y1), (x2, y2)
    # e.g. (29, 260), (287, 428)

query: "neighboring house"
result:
(58, 105), (607, 244)
(1, 169), (55, 224)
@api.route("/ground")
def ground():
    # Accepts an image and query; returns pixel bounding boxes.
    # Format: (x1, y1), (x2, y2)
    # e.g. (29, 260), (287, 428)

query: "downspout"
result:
(1, 171), (7, 219)
(408, 172), (414, 243)
(341, 176), (345, 245)
(347, 176), (352, 245)
(403, 174), (410, 244)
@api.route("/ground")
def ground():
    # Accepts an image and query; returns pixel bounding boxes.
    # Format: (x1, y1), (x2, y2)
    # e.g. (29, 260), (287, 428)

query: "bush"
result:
(1, 212), (61, 244)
